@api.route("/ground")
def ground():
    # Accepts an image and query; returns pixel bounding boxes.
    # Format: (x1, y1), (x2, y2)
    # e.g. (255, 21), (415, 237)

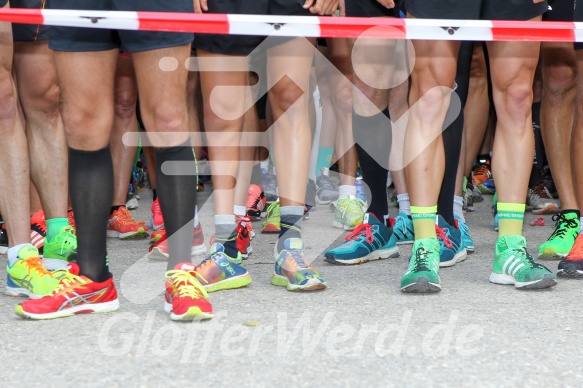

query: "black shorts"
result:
(195, 0), (311, 56)
(47, 0), (194, 53)
(544, 0), (573, 21)
(1, 0), (7, 8)
(11, 0), (50, 43)
(406, 0), (548, 21)
(345, 0), (403, 17)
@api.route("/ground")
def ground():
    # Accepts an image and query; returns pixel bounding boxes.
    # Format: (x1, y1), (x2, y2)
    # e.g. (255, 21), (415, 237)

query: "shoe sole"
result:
(489, 273), (557, 289)
(401, 277), (441, 293)
(164, 302), (214, 321)
(107, 230), (149, 240)
(203, 273), (253, 293)
(557, 269), (583, 278)
(440, 249), (468, 268)
(14, 299), (120, 320)
(396, 240), (414, 245)
(261, 224), (281, 234)
(324, 246), (400, 265)
(538, 249), (568, 260)
(532, 205), (560, 215)
(5, 287), (44, 299)
(271, 274), (327, 291)
(147, 245), (208, 261)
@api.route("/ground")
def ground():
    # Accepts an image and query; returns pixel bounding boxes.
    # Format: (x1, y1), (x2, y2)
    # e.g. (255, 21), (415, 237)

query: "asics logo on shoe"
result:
(59, 289), (107, 311)
(219, 261), (236, 276)
(9, 275), (34, 290)
(502, 255), (525, 277)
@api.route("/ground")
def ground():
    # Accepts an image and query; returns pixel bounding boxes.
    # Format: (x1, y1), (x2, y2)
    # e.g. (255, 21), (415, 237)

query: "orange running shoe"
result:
(107, 206), (148, 240)
(147, 224), (207, 260)
(30, 210), (46, 255)
(151, 198), (164, 231)
(246, 184), (266, 220)
(67, 210), (76, 229)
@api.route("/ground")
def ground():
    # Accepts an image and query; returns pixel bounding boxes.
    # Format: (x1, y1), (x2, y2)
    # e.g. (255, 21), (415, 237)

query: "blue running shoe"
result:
(454, 215), (475, 254)
(391, 212), (414, 245)
(436, 215), (467, 267)
(196, 243), (252, 293)
(325, 213), (400, 265)
(479, 178), (496, 195)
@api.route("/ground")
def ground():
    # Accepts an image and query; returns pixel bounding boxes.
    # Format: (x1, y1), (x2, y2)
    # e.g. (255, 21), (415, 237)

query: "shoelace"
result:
(286, 250), (309, 270)
(51, 271), (86, 296)
(435, 227), (453, 249)
(548, 214), (578, 240)
(115, 208), (140, 226)
(337, 197), (366, 219)
(24, 257), (52, 277)
(514, 247), (545, 270)
(412, 247), (431, 272)
(345, 223), (375, 244)
(166, 270), (209, 299)
(531, 183), (554, 200)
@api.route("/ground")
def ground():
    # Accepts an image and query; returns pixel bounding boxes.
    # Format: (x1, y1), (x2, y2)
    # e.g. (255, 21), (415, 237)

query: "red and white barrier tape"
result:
(1, 8), (582, 42)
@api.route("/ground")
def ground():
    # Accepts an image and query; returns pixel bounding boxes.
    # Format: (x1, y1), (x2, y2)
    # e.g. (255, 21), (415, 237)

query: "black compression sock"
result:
(353, 108), (391, 220)
(152, 189), (157, 201)
(69, 146), (113, 282)
(110, 205), (123, 215)
(156, 140), (198, 269)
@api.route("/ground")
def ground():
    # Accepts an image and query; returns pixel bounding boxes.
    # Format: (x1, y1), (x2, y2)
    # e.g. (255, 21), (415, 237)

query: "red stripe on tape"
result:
(0, 8), (43, 25)
(492, 20), (576, 42)
(319, 16), (406, 39)
(137, 11), (229, 34)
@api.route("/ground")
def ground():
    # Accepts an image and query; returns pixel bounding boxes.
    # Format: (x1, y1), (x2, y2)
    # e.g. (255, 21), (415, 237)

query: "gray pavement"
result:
(1, 187), (582, 387)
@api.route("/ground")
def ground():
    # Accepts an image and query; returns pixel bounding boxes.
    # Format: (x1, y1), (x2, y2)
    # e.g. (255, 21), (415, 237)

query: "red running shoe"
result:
(246, 184), (266, 220)
(30, 210), (46, 255)
(164, 262), (213, 321)
(147, 224), (207, 260)
(14, 263), (119, 320)
(151, 198), (164, 231)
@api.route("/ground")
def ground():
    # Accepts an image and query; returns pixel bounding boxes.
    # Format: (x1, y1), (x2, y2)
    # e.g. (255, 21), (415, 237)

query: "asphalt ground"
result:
(0, 187), (581, 387)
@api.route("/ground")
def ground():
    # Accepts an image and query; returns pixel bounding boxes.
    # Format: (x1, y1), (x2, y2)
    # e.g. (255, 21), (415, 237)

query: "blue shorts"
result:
(47, 0), (194, 53)
(11, 0), (50, 43)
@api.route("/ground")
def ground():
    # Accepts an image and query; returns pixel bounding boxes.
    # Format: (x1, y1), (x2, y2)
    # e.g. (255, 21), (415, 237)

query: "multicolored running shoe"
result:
(325, 213), (399, 265)
(15, 263), (119, 320)
(6, 246), (59, 298)
(272, 238), (326, 291)
(490, 235), (557, 290)
(262, 201), (281, 234)
(196, 243), (252, 292)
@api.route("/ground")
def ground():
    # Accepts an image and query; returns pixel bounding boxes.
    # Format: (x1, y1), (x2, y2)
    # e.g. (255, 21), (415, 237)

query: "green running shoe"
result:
(43, 226), (77, 270)
(6, 246), (60, 298)
(490, 235), (557, 290)
(332, 195), (367, 231)
(401, 238), (441, 293)
(538, 211), (580, 260)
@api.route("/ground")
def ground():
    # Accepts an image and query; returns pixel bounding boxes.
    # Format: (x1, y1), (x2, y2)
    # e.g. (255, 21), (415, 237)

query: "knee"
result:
(500, 83), (534, 126)
(24, 83), (60, 118)
(414, 85), (451, 121)
(332, 82), (352, 112)
(543, 66), (576, 103)
(148, 103), (187, 133)
(114, 90), (137, 121)
(269, 79), (306, 114)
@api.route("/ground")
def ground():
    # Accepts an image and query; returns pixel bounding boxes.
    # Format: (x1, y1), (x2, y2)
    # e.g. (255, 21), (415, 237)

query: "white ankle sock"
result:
(397, 193), (410, 215)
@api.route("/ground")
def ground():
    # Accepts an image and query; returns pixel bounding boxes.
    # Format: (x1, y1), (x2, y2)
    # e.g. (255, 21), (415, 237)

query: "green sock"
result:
(46, 218), (69, 241)
(410, 205), (437, 240)
(497, 202), (525, 237)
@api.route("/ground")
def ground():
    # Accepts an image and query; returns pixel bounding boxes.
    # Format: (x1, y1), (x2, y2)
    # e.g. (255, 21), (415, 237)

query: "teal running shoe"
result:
(454, 215), (475, 254)
(325, 213), (399, 265)
(391, 212), (414, 245)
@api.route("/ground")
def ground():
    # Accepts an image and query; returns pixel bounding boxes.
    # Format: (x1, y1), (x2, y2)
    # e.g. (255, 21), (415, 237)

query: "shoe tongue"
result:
(284, 238), (304, 251)
(363, 213), (379, 226)
(175, 262), (196, 272)
(18, 245), (39, 260)
(498, 235), (526, 251)
(210, 243), (225, 255)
